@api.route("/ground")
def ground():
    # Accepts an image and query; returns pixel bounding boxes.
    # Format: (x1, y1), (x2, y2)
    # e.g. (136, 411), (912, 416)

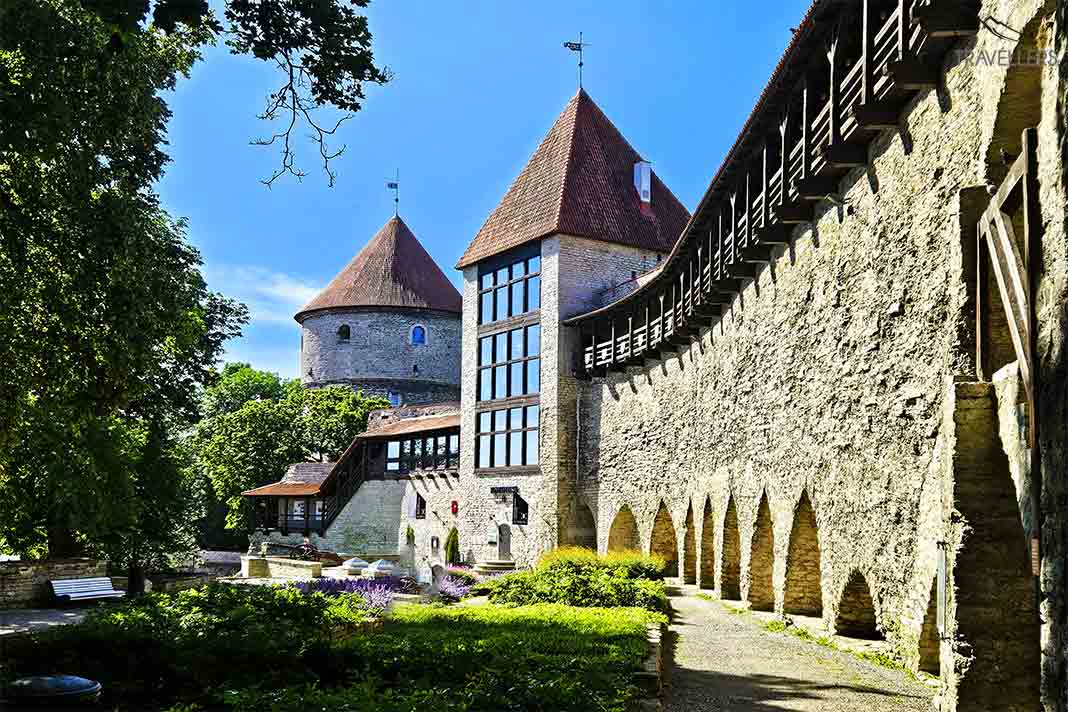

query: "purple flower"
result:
(359, 584), (396, 612)
(437, 574), (473, 602)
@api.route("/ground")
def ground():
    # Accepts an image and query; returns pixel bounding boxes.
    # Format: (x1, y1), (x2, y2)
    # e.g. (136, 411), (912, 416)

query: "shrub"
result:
(481, 549), (668, 611)
(444, 565), (479, 586)
(288, 576), (416, 611)
(435, 573), (473, 603)
(1, 582), (369, 708)
(538, 547), (667, 580)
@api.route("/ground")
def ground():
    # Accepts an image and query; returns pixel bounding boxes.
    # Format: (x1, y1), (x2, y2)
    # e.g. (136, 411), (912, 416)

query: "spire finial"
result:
(563, 32), (590, 89)
(385, 169), (400, 216)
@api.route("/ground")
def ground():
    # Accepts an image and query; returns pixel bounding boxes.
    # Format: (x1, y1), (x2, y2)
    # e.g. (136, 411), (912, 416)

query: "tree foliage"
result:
(193, 365), (387, 529)
(0, 0), (388, 559)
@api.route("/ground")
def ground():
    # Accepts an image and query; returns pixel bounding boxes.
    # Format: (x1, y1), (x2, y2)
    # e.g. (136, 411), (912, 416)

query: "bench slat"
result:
(50, 577), (123, 602)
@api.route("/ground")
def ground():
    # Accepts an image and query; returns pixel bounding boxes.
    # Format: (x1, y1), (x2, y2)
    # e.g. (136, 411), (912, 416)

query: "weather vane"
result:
(385, 169), (400, 216)
(563, 32), (590, 88)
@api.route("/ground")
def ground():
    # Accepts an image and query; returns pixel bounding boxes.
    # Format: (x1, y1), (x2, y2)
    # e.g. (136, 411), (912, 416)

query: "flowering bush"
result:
(436, 574), (473, 602)
(444, 565), (479, 586)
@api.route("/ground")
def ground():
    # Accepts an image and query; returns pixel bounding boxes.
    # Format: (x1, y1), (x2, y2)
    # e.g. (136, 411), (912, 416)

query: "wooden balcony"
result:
(568, 0), (978, 378)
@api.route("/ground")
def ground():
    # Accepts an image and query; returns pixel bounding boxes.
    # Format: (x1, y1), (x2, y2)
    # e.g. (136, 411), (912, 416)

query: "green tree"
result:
(0, 206), (247, 557)
(0, 0), (387, 558)
(197, 397), (305, 530)
(201, 363), (289, 420)
(296, 385), (388, 461)
(193, 367), (388, 531)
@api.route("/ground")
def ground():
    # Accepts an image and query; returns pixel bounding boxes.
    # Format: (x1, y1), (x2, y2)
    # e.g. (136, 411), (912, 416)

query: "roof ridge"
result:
(456, 90), (690, 268)
(297, 214), (461, 320)
(553, 91), (585, 243)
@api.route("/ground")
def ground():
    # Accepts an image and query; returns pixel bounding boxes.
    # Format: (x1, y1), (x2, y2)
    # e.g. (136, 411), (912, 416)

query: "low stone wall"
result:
(241, 556), (322, 579)
(0, 559), (107, 608)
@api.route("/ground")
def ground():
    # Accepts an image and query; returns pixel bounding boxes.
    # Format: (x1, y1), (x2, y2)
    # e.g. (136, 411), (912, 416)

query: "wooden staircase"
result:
(321, 439), (369, 532)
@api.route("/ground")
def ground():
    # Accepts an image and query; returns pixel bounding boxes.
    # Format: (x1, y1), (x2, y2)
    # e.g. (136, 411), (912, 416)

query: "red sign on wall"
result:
(451, 500), (458, 515)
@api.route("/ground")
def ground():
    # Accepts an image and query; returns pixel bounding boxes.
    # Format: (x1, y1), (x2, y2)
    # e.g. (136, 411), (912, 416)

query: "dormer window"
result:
(337, 324), (350, 343)
(634, 160), (652, 204)
(411, 324), (427, 345)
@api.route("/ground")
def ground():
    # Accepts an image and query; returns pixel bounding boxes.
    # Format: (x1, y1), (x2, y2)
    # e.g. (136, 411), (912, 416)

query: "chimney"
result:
(634, 160), (653, 217)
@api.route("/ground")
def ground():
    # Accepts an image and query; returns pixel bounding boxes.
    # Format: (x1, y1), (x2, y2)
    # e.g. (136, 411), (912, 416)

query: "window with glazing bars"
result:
(478, 324), (540, 401)
(476, 405), (539, 469)
(478, 255), (541, 325)
(386, 433), (461, 472)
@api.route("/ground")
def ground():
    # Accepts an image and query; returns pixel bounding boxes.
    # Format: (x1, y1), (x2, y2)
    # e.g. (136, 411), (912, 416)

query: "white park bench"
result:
(49, 577), (125, 604)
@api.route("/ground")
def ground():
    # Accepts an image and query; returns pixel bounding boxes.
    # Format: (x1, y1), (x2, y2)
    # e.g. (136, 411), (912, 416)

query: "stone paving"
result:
(663, 591), (937, 712)
(0, 608), (85, 636)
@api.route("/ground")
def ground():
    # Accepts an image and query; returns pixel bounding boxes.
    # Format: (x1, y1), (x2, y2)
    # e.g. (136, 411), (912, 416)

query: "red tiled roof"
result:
(456, 89), (691, 268)
(242, 481), (323, 496)
(357, 412), (460, 439)
(296, 215), (461, 321)
(565, 0), (827, 325)
(241, 462), (334, 497)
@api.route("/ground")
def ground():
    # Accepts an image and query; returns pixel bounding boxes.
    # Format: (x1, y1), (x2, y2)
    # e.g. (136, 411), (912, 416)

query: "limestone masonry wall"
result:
(300, 308), (461, 404)
(575, 5), (1063, 710)
(0, 559), (106, 608)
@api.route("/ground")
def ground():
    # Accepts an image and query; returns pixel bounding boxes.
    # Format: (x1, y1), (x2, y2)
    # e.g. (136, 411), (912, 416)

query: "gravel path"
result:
(663, 592), (936, 712)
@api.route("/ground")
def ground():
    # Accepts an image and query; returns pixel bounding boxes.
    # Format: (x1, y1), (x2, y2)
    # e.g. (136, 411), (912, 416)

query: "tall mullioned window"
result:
(478, 255), (541, 325)
(478, 324), (540, 401)
(476, 405), (539, 469)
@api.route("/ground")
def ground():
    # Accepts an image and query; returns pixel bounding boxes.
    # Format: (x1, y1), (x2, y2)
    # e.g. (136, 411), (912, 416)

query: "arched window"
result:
(337, 324), (350, 343)
(410, 324), (427, 345)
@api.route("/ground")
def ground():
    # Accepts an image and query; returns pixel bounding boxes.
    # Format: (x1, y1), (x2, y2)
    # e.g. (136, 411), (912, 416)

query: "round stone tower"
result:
(295, 215), (462, 405)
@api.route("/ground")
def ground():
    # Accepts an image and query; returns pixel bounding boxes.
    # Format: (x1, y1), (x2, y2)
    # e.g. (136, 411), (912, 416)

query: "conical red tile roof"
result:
(296, 216), (461, 322)
(456, 89), (690, 268)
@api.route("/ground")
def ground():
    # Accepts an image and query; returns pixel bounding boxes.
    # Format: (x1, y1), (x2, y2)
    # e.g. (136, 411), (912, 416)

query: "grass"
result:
(3, 585), (661, 712)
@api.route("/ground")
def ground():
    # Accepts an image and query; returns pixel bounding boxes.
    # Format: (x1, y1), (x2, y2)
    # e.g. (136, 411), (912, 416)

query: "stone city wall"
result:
(0, 559), (107, 608)
(575, 3), (1063, 710)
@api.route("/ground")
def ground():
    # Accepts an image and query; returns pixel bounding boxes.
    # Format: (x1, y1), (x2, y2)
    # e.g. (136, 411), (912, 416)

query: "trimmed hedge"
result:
(485, 548), (668, 611)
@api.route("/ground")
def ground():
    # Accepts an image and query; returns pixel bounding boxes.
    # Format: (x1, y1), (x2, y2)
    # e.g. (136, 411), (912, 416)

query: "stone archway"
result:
(835, 571), (879, 639)
(748, 493), (775, 611)
(919, 578), (939, 675)
(607, 505), (640, 552)
(569, 503), (597, 550)
(650, 502), (679, 577)
(720, 496), (741, 600)
(783, 491), (822, 616)
(700, 497), (715, 590)
(682, 502), (697, 585)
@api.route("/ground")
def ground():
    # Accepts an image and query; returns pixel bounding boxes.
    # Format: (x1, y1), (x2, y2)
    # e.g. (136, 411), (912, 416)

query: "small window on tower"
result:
(411, 324), (427, 345)
(415, 493), (427, 520)
(337, 324), (351, 343)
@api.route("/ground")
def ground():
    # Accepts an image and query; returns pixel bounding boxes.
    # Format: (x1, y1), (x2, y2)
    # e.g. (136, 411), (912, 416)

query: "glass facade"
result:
(478, 255), (541, 325)
(476, 405), (539, 469)
(478, 324), (540, 401)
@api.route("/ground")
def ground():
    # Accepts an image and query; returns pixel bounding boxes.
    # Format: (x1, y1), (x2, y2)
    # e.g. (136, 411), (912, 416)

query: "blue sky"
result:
(159, 0), (811, 378)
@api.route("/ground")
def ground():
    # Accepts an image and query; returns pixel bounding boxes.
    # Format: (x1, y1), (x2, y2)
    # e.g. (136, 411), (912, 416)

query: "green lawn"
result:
(1, 585), (658, 712)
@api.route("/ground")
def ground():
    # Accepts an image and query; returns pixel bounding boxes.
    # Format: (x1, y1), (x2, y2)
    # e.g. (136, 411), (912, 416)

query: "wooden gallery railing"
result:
(568, 0), (979, 376)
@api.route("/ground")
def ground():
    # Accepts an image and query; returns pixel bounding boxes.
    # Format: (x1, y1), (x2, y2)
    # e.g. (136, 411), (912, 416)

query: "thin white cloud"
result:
(203, 265), (322, 327)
